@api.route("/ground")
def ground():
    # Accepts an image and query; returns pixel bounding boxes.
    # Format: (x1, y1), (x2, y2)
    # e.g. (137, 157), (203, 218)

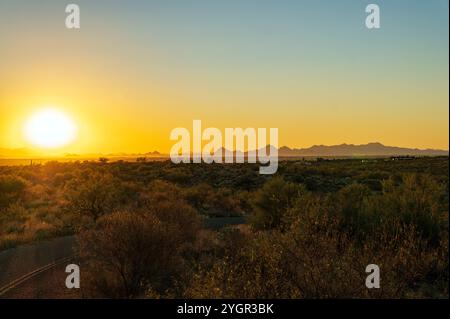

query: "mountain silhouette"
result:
(1, 143), (448, 158)
(276, 142), (448, 157)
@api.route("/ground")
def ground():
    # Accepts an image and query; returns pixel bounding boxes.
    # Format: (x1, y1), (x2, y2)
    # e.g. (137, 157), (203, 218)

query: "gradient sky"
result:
(0, 0), (448, 154)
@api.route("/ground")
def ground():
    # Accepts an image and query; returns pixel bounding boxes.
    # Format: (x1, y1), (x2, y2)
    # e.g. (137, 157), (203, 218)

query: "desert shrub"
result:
(78, 197), (202, 298)
(0, 203), (60, 250)
(327, 183), (373, 236)
(288, 198), (448, 298)
(25, 183), (53, 208)
(140, 179), (181, 202)
(185, 229), (294, 298)
(183, 184), (243, 217)
(183, 183), (215, 210)
(64, 173), (128, 221)
(185, 222), (367, 298)
(163, 167), (192, 184)
(0, 175), (27, 208)
(52, 172), (75, 187)
(0, 158), (447, 297)
(186, 204), (448, 298)
(78, 212), (180, 298)
(0, 203), (27, 233)
(186, 172), (448, 298)
(249, 177), (305, 230)
(144, 196), (201, 245)
(373, 174), (448, 244)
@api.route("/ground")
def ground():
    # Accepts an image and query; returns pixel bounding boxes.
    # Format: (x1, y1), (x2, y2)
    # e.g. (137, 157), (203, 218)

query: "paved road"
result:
(0, 236), (76, 290)
(1, 259), (81, 299)
(0, 217), (245, 298)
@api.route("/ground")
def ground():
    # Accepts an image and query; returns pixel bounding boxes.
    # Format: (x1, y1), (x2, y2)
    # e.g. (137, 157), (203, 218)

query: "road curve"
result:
(0, 236), (76, 297)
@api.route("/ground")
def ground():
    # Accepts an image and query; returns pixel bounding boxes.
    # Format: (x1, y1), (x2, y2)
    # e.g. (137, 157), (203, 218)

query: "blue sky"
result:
(0, 0), (448, 152)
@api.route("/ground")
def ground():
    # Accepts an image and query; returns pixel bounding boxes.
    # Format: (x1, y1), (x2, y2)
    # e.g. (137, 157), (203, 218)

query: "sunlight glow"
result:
(24, 108), (78, 148)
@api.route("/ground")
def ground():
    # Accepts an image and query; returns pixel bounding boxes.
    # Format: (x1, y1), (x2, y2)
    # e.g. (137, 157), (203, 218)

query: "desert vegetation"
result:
(0, 157), (448, 298)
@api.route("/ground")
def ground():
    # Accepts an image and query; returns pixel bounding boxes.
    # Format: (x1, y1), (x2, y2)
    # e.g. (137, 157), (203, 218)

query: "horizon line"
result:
(1, 141), (449, 159)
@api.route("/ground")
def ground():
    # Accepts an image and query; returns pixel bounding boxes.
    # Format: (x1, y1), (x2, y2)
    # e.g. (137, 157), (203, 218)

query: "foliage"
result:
(0, 157), (448, 298)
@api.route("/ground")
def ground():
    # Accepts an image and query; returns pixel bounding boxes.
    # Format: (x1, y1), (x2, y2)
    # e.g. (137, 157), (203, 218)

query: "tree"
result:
(78, 211), (179, 298)
(65, 173), (121, 220)
(78, 200), (202, 298)
(99, 157), (109, 164)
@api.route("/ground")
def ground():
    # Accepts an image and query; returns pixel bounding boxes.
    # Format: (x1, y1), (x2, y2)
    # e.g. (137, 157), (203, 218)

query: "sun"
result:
(24, 108), (78, 148)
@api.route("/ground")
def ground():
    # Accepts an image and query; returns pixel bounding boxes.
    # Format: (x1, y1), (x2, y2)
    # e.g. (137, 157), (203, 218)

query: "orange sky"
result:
(0, 1), (448, 155)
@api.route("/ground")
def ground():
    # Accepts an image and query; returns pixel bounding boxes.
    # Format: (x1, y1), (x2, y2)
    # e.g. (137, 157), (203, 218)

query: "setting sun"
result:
(23, 108), (78, 149)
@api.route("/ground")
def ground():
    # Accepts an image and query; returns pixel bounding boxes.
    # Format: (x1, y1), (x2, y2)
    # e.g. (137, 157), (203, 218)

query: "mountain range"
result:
(0, 143), (448, 158)
(276, 142), (448, 157)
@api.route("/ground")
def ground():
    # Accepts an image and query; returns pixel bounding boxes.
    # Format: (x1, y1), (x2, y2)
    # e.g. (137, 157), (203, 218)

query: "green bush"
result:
(249, 177), (305, 230)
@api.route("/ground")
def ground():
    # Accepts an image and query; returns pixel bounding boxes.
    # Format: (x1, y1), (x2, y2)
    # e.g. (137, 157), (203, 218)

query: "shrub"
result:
(249, 177), (305, 230)
(78, 198), (201, 298)
(0, 175), (27, 208)
(79, 211), (181, 298)
(64, 173), (125, 221)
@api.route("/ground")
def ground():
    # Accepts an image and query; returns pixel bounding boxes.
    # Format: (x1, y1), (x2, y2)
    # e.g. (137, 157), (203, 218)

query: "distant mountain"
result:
(104, 151), (162, 157)
(0, 143), (448, 159)
(143, 151), (161, 156)
(203, 143), (448, 158)
(277, 143), (449, 157)
(0, 148), (165, 158)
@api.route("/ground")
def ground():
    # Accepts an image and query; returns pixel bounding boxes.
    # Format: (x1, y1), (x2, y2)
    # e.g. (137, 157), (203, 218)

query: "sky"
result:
(0, 0), (448, 155)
